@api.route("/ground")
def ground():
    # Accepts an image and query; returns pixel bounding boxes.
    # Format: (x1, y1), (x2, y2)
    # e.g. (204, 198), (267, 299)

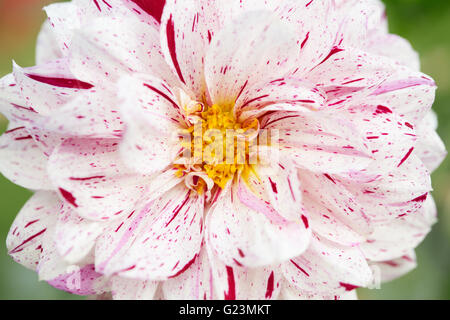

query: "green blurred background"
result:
(0, 0), (449, 300)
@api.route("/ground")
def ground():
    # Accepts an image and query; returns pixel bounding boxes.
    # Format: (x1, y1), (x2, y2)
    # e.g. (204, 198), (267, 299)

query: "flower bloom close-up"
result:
(0, 0), (447, 300)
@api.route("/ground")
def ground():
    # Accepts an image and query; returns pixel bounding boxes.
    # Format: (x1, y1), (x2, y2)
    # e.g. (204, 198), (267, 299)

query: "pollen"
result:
(176, 104), (259, 190)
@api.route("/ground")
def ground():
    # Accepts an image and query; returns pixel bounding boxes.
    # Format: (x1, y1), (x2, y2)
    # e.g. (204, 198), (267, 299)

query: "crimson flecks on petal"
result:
(131, 0), (166, 23)
(0, 0), (445, 300)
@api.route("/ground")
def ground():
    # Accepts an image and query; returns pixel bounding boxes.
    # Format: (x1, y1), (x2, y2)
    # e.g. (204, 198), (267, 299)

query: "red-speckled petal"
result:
(262, 110), (372, 174)
(0, 126), (52, 190)
(208, 250), (282, 300)
(55, 203), (110, 264)
(205, 11), (301, 106)
(160, 0), (230, 98)
(370, 250), (417, 283)
(118, 74), (183, 175)
(283, 234), (373, 295)
(69, 15), (176, 86)
(48, 138), (149, 221)
(38, 232), (109, 295)
(361, 194), (437, 261)
(111, 275), (159, 300)
(163, 245), (216, 300)
(415, 112), (447, 172)
(306, 48), (398, 88)
(36, 20), (63, 64)
(96, 183), (203, 280)
(207, 181), (311, 268)
(6, 192), (59, 270)
(13, 60), (93, 115)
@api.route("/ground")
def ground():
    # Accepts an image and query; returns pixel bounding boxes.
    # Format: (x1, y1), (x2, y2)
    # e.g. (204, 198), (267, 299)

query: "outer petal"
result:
(207, 180), (311, 268)
(162, 245), (215, 300)
(361, 194), (437, 261)
(96, 183), (203, 280)
(208, 250), (282, 300)
(415, 112), (447, 172)
(6, 192), (59, 270)
(36, 89), (124, 139)
(370, 251), (417, 283)
(365, 72), (436, 125)
(36, 20), (64, 64)
(342, 155), (432, 222)
(48, 138), (148, 221)
(344, 104), (417, 174)
(68, 15), (176, 86)
(0, 126), (52, 190)
(280, 280), (358, 300)
(44, 0), (162, 55)
(43, 1), (80, 56)
(111, 276), (159, 300)
(38, 233), (108, 296)
(55, 203), (110, 264)
(282, 235), (373, 295)
(367, 33), (420, 71)
(13, 60), (94, 115)
(298, 169), (372, 245)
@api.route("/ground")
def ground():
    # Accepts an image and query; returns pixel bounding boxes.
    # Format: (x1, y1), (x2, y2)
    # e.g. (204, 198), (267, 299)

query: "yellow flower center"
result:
(175, 104), (258, 191)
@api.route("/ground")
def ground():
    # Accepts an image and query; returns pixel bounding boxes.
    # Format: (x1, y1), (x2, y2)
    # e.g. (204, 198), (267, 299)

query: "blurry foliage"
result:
(0, 0), (449, 299)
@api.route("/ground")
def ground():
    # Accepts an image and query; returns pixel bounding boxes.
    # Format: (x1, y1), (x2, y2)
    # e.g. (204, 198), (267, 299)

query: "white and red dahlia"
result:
(0, 0), (446, 299)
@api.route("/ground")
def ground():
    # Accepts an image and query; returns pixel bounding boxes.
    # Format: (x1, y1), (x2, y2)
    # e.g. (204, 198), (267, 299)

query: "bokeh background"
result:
(0, 0), (449, 300)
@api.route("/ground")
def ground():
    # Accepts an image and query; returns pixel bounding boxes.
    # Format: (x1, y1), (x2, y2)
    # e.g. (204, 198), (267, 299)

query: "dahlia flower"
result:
(0, 0), (446, 300)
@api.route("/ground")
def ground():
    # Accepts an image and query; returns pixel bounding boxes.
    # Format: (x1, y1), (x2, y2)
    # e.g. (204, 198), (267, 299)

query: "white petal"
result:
(38, 233), (108, 295)
(367, 33), (420, 71)
(36, 20), (64, 64)
(6, 192), (59, 270)
(96, 183), (203, 280)
(370, 251), (417, 283)
(298, 169), (372, 244)
(205, 11), (301, 106)
(366, 72), (436, 125)
(306, 48), (398, 88)
(255, 160), (305, 223)
(111, 276), (158, 300)
(415, 112), (447, 172)
(160, 0), (229, 97)
(37, 89), (124, 139)
(361, 194), (436, 261)
(280, 280), (358, 300)
(68, 16), (176, 86)
(283, 235), (373, 295)
(262, 110), (372, 174)
(163, 246), (216, 300)
(118, 74), (184, 174)
(0, 126), (52, 190)
(13, 60), (94, 115)
(207, 180), (311, 268)
(48, 138), (148, 221)
(235, 77), (327, 121)
(342, 155), (432, 222)
(209, 257), (282, 300)
(55, 204), (109, 264)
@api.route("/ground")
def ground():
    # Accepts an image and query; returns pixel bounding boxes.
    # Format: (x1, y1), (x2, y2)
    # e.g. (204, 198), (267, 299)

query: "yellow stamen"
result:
(179, 104), (257, 190)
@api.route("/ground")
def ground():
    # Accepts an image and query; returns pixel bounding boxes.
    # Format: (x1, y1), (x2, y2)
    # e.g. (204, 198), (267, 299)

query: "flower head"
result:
(1, 0), (446, 299)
